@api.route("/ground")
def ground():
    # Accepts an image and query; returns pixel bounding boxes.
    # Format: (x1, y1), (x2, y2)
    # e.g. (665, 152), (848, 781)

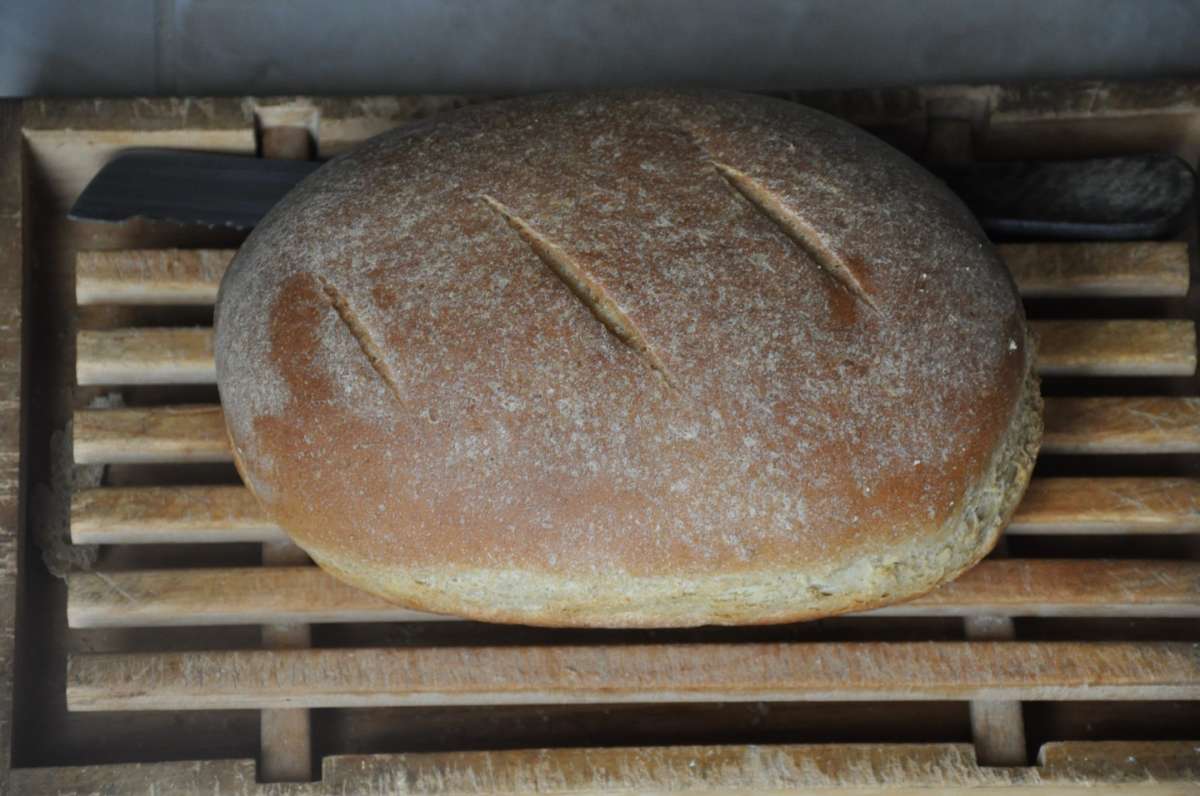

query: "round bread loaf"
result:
(215, 91), (1041, 627)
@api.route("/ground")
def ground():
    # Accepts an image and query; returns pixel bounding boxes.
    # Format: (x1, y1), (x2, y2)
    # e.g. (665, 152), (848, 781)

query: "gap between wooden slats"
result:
(71, 397), (1200, 465)
(66, 559), (1200, 628)
(66, 641), (1200, 711)
(73, 319), (1199, 385)
(73, 241), (1191, 305)
(66, 476), (1200, 545)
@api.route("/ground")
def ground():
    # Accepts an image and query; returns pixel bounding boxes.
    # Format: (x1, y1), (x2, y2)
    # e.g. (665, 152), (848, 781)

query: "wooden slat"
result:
(74, 320), (1197, 385)
(13, 741), (1200, 793)
(74, 242), (1190, 306)
(68, 477), (1200, 546)
(1008, 477), (1200, 534)
(1031, 320), (1195, 377)
(71, 398), (1200, 465)
(70, 485), (285, 544)
(1042, 397), (1200, 454)
(73, 406), (232, 464)
(66, 641), (1200, 711)
(67, 559), (1200, 628)
(68, 566), (447, 627)
(75, 249), (234, 305)
(76, 327), (215, 385)
(999, 241), (1190, 298)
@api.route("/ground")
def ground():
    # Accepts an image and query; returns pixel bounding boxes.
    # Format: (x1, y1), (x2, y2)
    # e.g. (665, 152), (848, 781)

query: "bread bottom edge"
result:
(303, 357), (1043, 629)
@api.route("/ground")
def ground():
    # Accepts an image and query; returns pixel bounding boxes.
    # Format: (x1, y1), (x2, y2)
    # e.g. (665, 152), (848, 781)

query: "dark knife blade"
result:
(69, 149), (321, 230)
(935, 153), (1196, 240)
(69, 149), (1196, 240)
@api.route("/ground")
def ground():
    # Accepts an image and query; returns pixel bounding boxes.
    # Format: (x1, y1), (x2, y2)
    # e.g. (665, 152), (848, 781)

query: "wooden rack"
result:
(3, 83), (1200, 793)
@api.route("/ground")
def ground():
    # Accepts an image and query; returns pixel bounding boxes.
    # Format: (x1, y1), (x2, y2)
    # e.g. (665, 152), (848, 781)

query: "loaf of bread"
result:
(215, 91), (1042, 627)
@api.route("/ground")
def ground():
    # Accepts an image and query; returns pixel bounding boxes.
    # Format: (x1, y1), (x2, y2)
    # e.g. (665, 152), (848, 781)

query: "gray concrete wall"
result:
(3, 0), (1199, 97)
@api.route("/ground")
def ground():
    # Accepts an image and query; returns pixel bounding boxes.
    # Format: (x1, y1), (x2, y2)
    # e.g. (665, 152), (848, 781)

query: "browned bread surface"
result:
(215, 91), (1040, 627)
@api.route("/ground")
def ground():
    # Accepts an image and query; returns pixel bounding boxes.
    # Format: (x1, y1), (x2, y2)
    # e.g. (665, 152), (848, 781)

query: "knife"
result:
(69, 149), (1195, 240)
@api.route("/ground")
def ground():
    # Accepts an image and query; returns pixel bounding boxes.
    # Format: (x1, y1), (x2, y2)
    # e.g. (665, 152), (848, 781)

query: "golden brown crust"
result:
(215, 90), (1040, 627)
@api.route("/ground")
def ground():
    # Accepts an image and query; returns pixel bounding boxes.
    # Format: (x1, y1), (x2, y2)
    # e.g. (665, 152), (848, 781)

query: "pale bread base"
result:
(296, 352), (1042, 628)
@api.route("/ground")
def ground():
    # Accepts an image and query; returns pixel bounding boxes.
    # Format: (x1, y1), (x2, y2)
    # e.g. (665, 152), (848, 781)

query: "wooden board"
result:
(66, 559), (1200, 628)
(67, 641), (1200, 711)
(14, 83), (1200, 792)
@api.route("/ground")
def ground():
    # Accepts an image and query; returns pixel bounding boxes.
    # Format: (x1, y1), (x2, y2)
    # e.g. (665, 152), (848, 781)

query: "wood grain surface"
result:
(1032, 320), (1195, 377)
(76, 327), (215, 385)
(67, 641), (1200, 711)
(1008, 477), (1200, 534)
(998, 241), (1189, 297)
(75, 248), (234, 305)
(1042, 397), (1200, 454)
(70, 485), (285, 544)
(73, 405), (232, 464)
